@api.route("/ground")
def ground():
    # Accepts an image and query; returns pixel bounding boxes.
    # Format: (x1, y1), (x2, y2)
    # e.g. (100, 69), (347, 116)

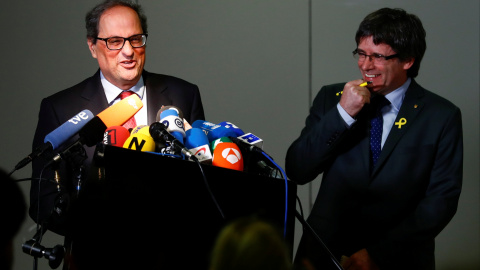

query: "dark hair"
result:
(355, 8), (426, 78)
(85, 0), (148, 42)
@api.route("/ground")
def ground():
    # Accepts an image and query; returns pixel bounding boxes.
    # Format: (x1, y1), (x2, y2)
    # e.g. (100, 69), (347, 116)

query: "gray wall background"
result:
(1, 1), (478, 269)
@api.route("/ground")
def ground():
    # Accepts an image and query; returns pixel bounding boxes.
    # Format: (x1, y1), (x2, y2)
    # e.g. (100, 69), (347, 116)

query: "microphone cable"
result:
(258, 151), (289, 239)
(190, 155), (225, 220)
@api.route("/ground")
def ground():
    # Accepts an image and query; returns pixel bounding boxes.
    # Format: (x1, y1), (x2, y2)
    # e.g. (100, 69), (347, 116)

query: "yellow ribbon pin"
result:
(395, 118), (407, 129)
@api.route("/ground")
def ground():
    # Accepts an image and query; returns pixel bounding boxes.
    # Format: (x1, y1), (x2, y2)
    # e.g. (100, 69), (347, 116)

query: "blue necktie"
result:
(370, 96), (390, 168)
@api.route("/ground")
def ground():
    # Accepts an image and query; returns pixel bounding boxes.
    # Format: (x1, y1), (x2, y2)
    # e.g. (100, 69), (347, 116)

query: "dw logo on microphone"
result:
(161, 120), (170, 129)
(174, 118), (184, 129)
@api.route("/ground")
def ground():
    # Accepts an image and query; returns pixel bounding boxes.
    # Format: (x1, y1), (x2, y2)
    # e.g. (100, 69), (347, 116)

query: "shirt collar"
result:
(100, 71), (145, 105)
(385, 77), (411, 111)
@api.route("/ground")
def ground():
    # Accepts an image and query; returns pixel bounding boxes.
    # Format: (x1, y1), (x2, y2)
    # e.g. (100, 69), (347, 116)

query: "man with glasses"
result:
(286, 8), (462, 270)
(30, 0), (205, 236)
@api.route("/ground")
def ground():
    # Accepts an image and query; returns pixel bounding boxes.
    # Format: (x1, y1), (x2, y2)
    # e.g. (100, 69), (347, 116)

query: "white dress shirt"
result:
(100, 71), (148, 126)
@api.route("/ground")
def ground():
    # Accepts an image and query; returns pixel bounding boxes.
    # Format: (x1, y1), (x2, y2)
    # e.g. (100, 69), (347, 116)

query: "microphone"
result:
(218, 121), (263, 148)
(184, 128), (213, 163)
(191, 120), (237, 142)
(228, 136), (279, 178)
(218, 121), (245, 137)
(212, 142), (243, 171)
(45, 94), (143, 167)
(149, 122), (196, 161)
(14, 110), (94, 172)
(45, 110), (95, 149)
(157, 106), (192, 132)
(78, 93), (143, 147)
(103, 126), (130, 147)
(237, 132), (263, 148)
(98, 94), (143, 127)
(159, 108), (186, 144)
(228, 136), (265, 155)
(156, 105), (184, 121)
(130, 125), (150, 136)
(210, 137), (232, 153)
(123, 132), (156, 152)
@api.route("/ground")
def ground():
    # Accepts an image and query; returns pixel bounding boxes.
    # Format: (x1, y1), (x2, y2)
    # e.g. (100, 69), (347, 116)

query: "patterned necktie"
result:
(119, 91), (137, 130)
(370, 95), (390, 168)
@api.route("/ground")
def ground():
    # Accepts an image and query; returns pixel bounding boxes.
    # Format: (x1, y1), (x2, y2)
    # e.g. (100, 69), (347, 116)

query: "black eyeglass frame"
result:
(95, 34), (148, 50)
(352, 48), (399, 62)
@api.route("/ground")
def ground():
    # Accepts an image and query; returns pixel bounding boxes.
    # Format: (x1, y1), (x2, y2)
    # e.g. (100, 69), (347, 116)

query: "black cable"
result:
(192, 156), (225, 219)
(294, 209), (343, 270)
(295, 195), (304, 224)
(258, 151), (289, 238)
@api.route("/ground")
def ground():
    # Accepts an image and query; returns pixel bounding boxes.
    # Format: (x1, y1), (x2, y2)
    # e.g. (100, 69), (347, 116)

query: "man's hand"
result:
(339, 79), (372, 118)
(340, 249), (379, 270)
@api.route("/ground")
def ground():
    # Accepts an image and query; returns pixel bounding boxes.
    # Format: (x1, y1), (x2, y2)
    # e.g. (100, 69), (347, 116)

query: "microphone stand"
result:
(294, 210), (344, 270)
(23, 164), (67, 269)
(61, 143), (88, 270)
(27, 141), (88, 270)
(22, 221), (65, 269)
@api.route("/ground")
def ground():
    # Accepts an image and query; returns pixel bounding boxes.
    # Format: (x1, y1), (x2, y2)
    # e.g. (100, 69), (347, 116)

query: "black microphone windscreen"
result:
(78, 117), (108, 147)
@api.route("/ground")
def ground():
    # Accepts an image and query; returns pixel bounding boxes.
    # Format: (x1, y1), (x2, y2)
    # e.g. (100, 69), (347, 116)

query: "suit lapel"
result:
(372, 80), (425, 176)
(143, 71), (168, 124)
(81, 70), (110, 115)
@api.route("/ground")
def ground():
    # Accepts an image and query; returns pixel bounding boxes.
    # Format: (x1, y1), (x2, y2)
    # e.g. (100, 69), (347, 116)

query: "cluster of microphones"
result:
(14, 94), (284, 269)
(14, 94), (279, 176)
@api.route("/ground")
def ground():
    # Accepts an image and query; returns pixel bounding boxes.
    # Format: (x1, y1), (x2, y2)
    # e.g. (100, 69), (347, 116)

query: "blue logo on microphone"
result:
(161, 120), (169, 128)
(239, 133), (261, 144)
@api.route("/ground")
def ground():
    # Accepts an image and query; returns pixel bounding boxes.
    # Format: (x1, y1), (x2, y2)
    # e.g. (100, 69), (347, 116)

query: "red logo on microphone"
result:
(194, 147), (207, 156)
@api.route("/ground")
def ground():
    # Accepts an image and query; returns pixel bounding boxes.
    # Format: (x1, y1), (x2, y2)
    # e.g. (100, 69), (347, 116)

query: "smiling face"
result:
(87, 6), (146, 90)
(357, 36), (414, 95)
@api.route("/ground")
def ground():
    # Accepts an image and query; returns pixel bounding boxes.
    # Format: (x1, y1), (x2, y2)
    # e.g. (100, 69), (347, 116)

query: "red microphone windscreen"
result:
(103, 126), (130, 147)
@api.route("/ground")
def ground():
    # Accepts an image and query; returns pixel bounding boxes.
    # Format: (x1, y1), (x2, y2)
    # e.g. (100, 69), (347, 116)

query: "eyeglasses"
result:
(95, 34), (148, 50)
(353, 49), (398, 65)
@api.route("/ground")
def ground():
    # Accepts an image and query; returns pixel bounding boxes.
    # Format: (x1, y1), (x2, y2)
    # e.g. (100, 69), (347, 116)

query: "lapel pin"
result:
(395, 118), (407, 129)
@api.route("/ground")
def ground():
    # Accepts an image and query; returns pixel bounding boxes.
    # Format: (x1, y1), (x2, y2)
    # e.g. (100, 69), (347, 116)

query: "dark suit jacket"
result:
(30, 69), (205, 235)
(285, 79), (463, 270)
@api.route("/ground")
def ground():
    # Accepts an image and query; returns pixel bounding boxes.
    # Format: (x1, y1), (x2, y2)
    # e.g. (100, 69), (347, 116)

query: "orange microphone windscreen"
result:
(98, 94), (143, 127)
(212, 142), (243, 171)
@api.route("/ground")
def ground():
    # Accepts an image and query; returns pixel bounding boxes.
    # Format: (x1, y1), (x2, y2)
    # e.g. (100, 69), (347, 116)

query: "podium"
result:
(67, 145), (297, 269)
